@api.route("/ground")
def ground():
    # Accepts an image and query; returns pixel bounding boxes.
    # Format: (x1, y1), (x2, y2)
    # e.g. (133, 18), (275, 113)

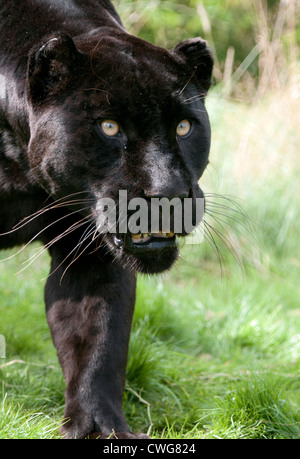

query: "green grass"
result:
(0, 89), (299, 439)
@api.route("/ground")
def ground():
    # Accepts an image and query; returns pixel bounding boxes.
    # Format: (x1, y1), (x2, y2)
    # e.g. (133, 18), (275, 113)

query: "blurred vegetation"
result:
(115, 0), (300, 99)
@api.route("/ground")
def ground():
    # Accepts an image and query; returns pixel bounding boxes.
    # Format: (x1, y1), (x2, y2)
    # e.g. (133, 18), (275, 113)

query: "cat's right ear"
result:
(27, 32), (81, 104)
(172, 38), (214, 92)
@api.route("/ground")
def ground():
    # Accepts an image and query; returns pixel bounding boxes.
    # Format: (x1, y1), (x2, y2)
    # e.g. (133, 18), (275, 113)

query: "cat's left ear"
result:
(27, 33), (81, 104)
(172, 38), (213, 92)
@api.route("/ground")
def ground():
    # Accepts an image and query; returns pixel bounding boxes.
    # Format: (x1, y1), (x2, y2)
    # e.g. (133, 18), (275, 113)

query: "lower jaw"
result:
(123, 233), (178, 254)
(128, 245), (179, 274)
(111, 233), (180, 274)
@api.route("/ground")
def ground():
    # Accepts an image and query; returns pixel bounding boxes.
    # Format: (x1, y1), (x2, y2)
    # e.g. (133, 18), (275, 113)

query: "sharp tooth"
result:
(114, 236), (123, 248)
(131, 234), (141, 240)
(131, 232), (174, 241)
(152, 232), (174, 238)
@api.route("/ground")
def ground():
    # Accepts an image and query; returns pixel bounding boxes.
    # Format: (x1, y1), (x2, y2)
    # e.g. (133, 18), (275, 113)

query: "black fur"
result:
(0, 0), (213, 439)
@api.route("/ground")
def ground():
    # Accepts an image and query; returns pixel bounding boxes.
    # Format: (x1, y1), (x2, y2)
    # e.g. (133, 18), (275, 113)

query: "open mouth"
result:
(114, 232), (178, 253)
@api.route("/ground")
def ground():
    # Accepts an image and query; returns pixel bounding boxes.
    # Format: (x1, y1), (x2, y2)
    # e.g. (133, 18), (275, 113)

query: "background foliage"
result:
(115, 0), (300, 98)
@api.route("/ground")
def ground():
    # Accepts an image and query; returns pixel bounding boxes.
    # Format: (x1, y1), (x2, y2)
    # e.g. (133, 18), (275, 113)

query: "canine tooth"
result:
(131, 234), (141, 240)
(114, 236), (123, 248)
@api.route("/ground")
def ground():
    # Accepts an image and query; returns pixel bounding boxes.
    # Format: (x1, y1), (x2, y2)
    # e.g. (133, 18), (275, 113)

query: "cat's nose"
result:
(144, 187), (189, 200)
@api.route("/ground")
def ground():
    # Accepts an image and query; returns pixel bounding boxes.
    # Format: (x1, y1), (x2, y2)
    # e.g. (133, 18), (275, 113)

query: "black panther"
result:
(0, 0), (213, 438)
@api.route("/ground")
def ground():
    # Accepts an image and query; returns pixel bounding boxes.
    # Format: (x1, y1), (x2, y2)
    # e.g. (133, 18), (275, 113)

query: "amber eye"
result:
(176, 120), (192, 137)
(100, 120), (120, 137)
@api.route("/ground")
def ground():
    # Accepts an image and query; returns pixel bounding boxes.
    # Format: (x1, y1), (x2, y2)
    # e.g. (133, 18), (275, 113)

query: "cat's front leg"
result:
(45, 247), (140, 439)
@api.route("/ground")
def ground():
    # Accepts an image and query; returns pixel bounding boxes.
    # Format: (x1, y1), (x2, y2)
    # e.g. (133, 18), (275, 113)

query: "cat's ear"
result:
(27, 33), (81, 103)
(172, 38), (213, 92)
